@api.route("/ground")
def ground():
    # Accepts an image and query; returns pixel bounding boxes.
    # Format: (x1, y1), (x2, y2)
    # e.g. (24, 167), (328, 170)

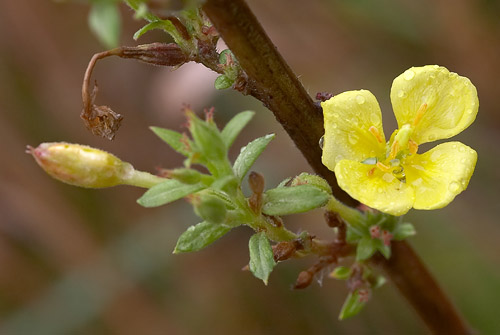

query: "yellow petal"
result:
(404, 141), (477, 210)
(390, 65), (478, 144)
(321, 90), (386, 171)
(334, 160), (414, 216)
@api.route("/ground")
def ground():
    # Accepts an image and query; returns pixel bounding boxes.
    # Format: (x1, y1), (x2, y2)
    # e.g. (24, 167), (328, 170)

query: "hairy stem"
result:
(202, 0), (472, 333)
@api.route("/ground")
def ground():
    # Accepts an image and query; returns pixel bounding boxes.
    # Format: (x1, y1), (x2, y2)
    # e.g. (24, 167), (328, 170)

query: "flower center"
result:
(364, 103), (428, 182)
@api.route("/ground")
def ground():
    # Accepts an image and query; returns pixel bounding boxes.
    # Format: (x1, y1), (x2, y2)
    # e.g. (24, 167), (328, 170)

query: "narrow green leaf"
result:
(329, 266), (351, 280)
(88, 1), (121, 48)
(356, 236), (377, 261)
(123, 0), (159, 22)
(393, 222), (416, 240)
(174, 221), (231, 253)
(214, 75), (233, 90)
(133, 20), (177, 40)
(137, 179), (204, 208)
(221, 111), (255, 149)
(188, 113), (227, 162)
(233, 134), (275, 181)
(375, 239), (391, 259)
(150, 127), (190, 156)
(339, 290), (367, 320)
(261, 185), (329, 216)
(248, 232), (276, 285)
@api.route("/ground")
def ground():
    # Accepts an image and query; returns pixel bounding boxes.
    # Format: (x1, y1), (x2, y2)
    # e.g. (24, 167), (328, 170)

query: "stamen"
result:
(368, 126), (384, 143)
(413, 103), (428, 127)
(388, 140), (400, 160)
(409, 139), (418, 155)
(376, 162), (392, 172)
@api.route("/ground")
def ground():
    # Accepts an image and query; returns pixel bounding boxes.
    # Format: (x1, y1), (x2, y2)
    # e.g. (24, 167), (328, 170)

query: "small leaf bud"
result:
(193, 193), (227, 224)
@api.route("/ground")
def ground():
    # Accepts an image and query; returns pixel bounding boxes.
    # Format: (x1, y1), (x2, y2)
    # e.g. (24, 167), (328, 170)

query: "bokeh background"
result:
(1, 0), (500, 334)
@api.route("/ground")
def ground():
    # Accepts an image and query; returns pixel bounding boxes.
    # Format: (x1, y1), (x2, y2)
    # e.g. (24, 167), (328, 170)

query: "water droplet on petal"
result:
(335, 155), (344, 162)
(348, 132), (359, 145)
(369, 113), (380, 125)
(428, 134), (437, 141)
(458, 146), (465, 153)
(382, 173), (395, 183)
(333, 112), (340, 118)
(377, 187), (384, 193)
(430, 150), (441, 162)
(448, 181), (460, 192)
(397, 90), (406, 98)
(356, 95), (365, 105)
(319, 136), (324, 149)
(331, 123), (337, 129)
(403, 70), (415, 80)
(412, 178), (423, 187)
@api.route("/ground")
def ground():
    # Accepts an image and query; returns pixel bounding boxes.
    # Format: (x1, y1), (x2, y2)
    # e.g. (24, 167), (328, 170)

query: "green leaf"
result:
(292, 173), (332, 195)
(137, 179), (205, 208)
(88, 1), (121, 48)
(150, 127), (190, 157)
(261, 185), (330, 216)
(123, 0), (159, 22)
(174, 221), (231, 253)
(339, 290), (367, 320)
(194, 193), (227, 224)
(214, 75), (233, 90)
(276, 177), (292, 188)
(248, 232), (276, 285)
(233, 134), (275, 181)
(330, 266), (351, 280)
(188, 112), (227, 162)
(393, 222), (416, 240)
(219, 49), (237, 64)
(374, 239), (391, 259)
(356, 236), (377, 261)
(221, 111), (255, 149)
(133, 20), (177, 40)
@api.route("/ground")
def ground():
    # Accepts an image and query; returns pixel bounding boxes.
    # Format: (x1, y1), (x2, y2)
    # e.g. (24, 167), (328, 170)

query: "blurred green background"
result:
(1, 0), (499, 334)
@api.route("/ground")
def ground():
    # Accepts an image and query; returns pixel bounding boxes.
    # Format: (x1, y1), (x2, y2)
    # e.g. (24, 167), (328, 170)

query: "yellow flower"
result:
(322, 65), (478, 216)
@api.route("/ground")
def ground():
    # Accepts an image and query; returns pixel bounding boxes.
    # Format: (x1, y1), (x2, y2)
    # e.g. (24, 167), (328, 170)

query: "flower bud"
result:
(193, 193), (227, 224)
(28, 142), (133, 188)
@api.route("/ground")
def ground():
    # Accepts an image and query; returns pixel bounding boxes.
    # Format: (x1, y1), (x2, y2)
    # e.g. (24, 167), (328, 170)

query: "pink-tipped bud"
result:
(28, 142), (133, 188)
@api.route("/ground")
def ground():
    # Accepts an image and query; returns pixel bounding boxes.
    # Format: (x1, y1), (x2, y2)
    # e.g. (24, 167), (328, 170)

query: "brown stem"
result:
(202, 0), (472, 333)
(371, 241), (473, 335)
(203, 0), (353, 205)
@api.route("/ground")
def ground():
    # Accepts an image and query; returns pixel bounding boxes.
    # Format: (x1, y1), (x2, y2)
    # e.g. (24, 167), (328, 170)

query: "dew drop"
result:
(377, 187), (384, 193)
(458, 146), (465, 153)
(335, 154), (344, 162)
(369, 113), (380, 125)
(430, 150), (441, 161)
(452, 144), (457, 149)
(319, 136), (324, 150)
(331, 123), (338, 129)
(356, 95), (366, 105)
(382, 173), (395, 183)
(428, 134), (437, 141)
(348, 132), (359, 145)
(448, 181), (460, 192)
(403, 70), (415, 80)
(412, 177), (423, 187)
(397, 90), (406, 98)
(333, 112), (340, 118)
